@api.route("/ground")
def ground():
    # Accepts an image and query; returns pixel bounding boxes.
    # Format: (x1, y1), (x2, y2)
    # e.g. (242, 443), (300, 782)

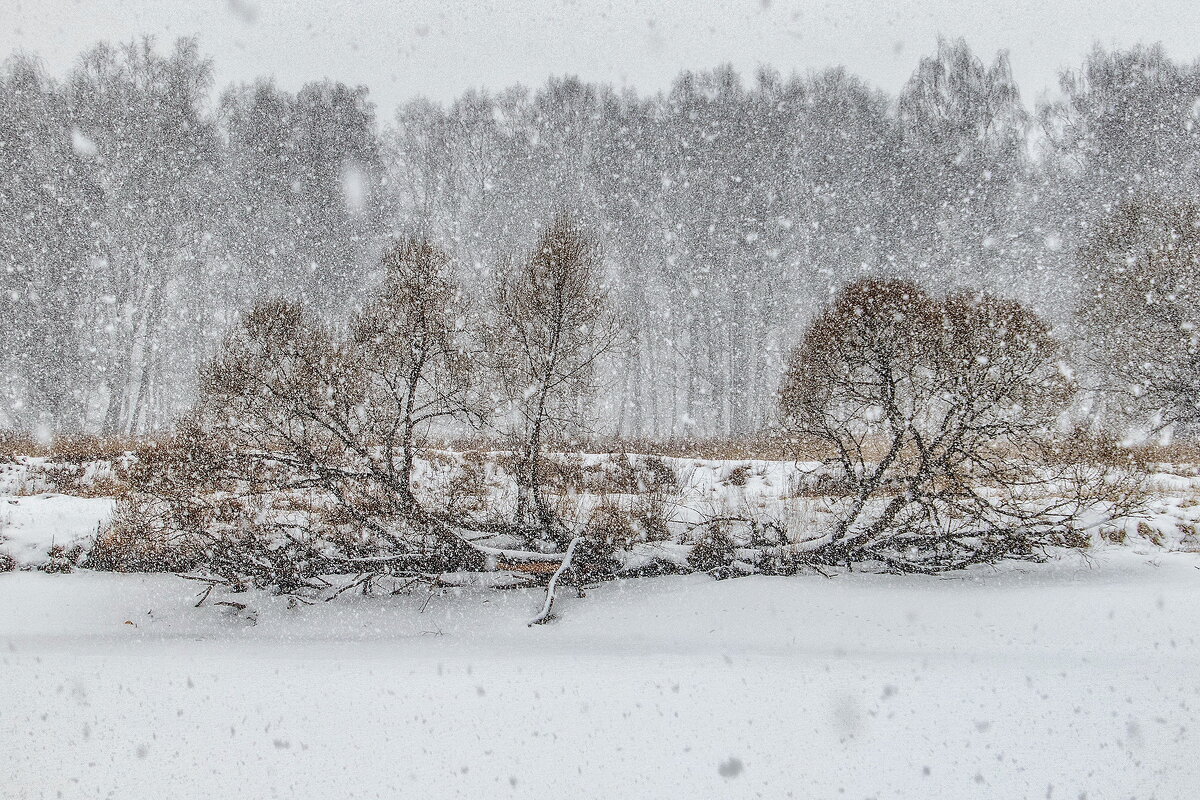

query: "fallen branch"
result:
(177, 572), (228, 585)
(325, 572), (375, 601)
(528, 536), (583, 627)
(326, 553), (429, 564)
(465, 540), (571, 564)
(193, 584), (214, 607)
(499, 559), (562, 574)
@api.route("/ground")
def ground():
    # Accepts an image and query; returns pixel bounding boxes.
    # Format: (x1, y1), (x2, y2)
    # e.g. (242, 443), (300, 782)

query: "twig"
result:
(176, 573), (227, 585)
(419, 583), (439, 613)
(326, 572), (373, 602)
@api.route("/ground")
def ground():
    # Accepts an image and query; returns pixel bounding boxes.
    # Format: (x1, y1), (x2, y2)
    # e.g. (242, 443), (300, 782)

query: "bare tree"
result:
(1077, 196), (1200, 435)
(352, 238), (479, 513)
(780, 278), (1111, 572)
(136, 239), (482, 589)
(490, 213), (622, 539)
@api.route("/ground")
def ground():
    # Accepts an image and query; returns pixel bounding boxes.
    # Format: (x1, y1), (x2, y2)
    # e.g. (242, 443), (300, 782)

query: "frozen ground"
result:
(3, 549), (1198, 800)
(0, 494), (114, 567)
(5, 452), (1200, 571)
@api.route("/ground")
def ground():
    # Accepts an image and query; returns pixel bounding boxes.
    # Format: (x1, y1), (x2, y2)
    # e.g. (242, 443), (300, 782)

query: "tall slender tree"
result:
(491, 214), (622, 537)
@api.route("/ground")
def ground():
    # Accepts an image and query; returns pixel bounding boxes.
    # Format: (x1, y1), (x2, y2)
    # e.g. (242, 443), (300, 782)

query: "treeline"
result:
(3, 36), (1200, 438)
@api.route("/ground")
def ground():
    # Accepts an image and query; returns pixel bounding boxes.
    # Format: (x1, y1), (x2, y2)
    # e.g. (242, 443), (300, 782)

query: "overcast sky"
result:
(3, 0), (1199, 114)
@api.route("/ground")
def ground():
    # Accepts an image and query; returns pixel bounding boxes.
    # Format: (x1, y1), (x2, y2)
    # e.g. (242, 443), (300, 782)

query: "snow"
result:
(2, 455), (1198, 796)
(3, 549), (1198, 799)
(0, 494), (113, 567)
(4, 451), (1200, 571)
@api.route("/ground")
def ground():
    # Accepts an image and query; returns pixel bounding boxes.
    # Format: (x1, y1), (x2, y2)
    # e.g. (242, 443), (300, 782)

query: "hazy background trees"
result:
(5, 35), (1200, 440)
(0, 54), (96, 435)
(1077, 197), (1200, 435)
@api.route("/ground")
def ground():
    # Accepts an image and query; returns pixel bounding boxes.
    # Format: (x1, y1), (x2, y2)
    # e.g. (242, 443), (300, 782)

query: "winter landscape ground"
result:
(3, 454), (1199, 799)
(5, 545), (1198, 799)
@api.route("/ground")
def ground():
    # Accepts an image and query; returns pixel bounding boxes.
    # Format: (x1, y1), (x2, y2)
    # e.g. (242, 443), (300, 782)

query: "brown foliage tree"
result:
(490, 213), (622, 539)
(780, 278), (1098, 571)
(134, 238), (483, 589)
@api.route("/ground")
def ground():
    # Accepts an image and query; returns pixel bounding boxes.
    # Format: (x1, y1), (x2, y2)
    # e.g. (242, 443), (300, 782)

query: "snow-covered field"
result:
(4, 452), (1200, 571)
(3, 549), (1198, 799)
(3, 454), (1200, 798)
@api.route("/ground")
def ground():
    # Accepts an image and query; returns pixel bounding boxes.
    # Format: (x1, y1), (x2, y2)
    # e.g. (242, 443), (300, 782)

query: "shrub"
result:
(724, 464), (752, 487)
(38, 543), (84, 574)
(124, 239), (488, 592)
(779, 278), (1127, 572)
(687, 523), (737, 572)
(83, 495), (204, 573)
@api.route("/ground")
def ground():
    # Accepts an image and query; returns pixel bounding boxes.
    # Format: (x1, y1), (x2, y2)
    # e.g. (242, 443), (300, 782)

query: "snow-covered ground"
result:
(0, 494), (114, 567)
(3, 453), (1199, 797)
(4, 549), (1198, 799)
(4, 452), (1200, 571)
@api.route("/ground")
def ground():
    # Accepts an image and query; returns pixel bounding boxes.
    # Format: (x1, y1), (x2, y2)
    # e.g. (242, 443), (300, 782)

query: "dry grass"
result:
(422, 432), (824, 461)
(0, 431), (153, 463)
(325, 428), (1200, 466)
(0, 432), (172, 497)
(1, 429), (1198, 495)
(578, 434), (815, 461)
(1137, 521), (1165, 546)
(83, 495), (203, 573)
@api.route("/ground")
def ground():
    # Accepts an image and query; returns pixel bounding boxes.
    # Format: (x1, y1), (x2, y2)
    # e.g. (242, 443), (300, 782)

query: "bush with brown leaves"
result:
(780, 278), (1138, 572)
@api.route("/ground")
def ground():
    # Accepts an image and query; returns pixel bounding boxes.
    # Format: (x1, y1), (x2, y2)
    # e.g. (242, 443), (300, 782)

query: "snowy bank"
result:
(0, 494), (114, 568)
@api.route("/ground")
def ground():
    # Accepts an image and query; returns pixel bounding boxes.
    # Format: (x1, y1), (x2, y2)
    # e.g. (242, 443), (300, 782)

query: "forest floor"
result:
(3, 548), (1198, 799)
